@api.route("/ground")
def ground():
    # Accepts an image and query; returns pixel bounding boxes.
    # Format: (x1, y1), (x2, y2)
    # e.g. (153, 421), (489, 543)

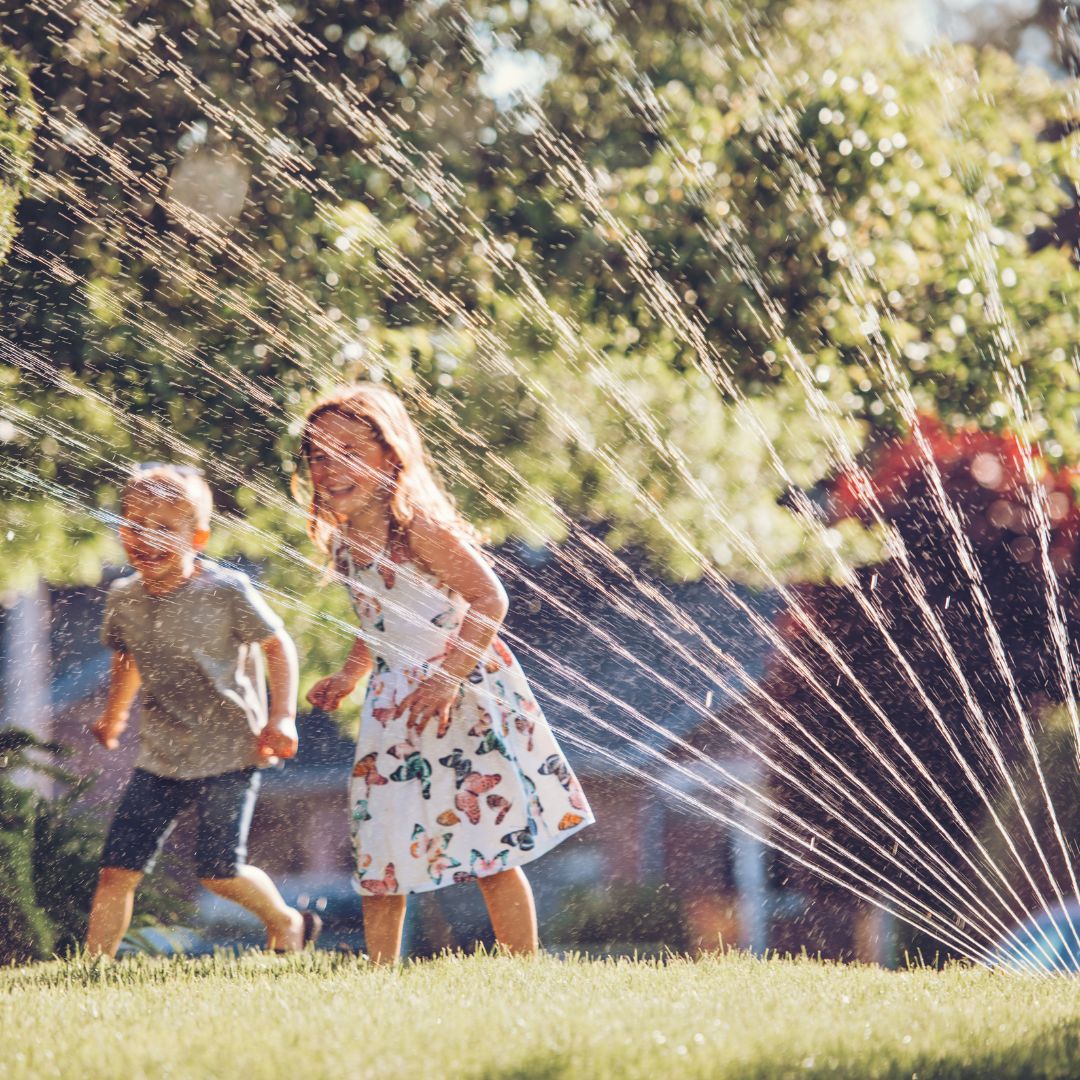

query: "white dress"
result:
(333, 535), (594, 895)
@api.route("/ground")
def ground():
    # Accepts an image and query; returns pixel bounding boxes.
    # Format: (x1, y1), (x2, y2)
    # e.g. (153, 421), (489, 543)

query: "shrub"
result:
(0, 729), (188, 963)
(547, 883), (689, 953)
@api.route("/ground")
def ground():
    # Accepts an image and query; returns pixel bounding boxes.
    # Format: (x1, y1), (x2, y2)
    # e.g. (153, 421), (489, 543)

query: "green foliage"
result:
(0, 778), (56, 962)
(1, 0), (1079, 612)
(0, 732), (84, 962)
(0, 44), (36, 267)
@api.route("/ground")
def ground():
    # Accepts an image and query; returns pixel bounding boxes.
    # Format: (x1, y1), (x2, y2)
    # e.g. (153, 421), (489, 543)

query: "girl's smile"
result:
(308, 411), (397, 522)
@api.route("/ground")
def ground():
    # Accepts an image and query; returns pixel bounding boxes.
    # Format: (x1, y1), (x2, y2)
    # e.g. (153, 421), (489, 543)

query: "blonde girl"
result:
(296, 384), (593, 961)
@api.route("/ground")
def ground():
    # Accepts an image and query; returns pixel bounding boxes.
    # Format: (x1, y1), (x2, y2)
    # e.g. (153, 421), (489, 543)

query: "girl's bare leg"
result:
(362, 895), (408, 963)
(478, 867), (538, 955)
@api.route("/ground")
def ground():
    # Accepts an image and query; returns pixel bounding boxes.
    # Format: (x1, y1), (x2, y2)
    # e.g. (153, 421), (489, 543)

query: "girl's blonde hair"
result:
(294, 383), (483, 554)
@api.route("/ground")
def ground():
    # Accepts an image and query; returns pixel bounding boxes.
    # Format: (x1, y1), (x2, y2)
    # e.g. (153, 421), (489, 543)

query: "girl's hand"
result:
(306, 671), (360, 712)
(397, 673), (462, 738)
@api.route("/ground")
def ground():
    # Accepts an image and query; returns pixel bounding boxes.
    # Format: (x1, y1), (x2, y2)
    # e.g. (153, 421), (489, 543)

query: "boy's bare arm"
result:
(93, 651), (141, 749)
(259, 629), (299, 760)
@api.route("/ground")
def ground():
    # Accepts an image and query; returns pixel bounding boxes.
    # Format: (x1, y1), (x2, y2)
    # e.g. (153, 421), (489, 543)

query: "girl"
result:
(296, 384), (594, 961)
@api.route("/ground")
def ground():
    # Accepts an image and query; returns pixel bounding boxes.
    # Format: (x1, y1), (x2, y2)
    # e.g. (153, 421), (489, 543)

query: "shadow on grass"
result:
(468, 1021), (1080, 1080)
(471, 1056), (571, 1080)
(896, 1020), (1080, 1080)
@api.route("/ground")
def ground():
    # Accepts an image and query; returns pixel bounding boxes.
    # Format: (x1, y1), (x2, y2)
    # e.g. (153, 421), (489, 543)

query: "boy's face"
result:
(119, 495), (209, 589)
(308, 412), (397, 521)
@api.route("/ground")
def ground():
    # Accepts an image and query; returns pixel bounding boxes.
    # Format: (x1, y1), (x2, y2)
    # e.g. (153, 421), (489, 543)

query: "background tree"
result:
(0, 44), (35, 265)
(1, 0), (1078, 678)
(933, 0), (1080, 253)
(936, 0), (1080, 75)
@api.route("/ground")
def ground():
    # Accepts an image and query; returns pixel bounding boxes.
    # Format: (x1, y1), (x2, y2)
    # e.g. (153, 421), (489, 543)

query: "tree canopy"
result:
(0, 45), (35, 274)
(1, 0), (1078, 610)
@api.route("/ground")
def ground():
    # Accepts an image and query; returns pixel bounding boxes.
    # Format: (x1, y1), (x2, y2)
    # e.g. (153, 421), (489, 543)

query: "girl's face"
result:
(307, 411), (397, 522)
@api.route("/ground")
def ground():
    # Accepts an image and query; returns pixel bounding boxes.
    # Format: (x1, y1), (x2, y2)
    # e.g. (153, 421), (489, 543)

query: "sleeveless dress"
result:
(333, 535), (595, 895)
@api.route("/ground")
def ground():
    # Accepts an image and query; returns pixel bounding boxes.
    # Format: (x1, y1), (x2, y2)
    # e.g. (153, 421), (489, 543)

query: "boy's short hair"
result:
(121, 464), (213, 531)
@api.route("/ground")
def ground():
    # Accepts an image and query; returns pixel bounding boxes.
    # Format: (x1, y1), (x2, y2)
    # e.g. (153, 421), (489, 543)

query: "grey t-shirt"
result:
(101, 561), (285, 780)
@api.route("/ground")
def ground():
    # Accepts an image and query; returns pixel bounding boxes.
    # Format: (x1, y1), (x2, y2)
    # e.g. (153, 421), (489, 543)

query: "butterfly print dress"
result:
(333, 536), (594, 895)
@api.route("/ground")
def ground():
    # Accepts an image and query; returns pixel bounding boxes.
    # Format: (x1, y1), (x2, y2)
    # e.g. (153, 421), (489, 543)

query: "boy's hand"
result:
(306, 671), (359, 713)
(259, 718), (298, 761)
(92, 713), (128, 751)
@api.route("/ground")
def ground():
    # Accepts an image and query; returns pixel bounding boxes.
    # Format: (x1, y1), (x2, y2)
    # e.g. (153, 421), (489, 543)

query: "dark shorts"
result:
(101, 767), (260, 879)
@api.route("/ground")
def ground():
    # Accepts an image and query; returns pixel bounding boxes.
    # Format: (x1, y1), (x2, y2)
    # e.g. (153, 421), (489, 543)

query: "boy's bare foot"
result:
(267, 908), (305, 952)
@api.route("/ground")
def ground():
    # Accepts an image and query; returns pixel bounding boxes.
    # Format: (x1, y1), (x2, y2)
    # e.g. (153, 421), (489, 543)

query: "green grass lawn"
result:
(2, 950), (1080, 1079)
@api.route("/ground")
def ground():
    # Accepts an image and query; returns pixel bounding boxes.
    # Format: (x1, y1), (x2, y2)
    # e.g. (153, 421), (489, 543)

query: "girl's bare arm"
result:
(408, 514), (510, 684)
(341, 633), (375, 681)
(306, 635), (373, 712)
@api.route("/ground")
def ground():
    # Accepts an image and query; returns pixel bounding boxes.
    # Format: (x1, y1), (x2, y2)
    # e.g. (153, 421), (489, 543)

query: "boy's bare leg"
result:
(362, 895), (407, 963)
(478, 867), (538, 955)
(85, 867), (143, 958)
(200, 865), (304, 951)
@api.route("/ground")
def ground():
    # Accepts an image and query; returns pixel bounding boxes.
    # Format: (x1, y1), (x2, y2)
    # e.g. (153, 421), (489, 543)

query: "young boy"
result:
(85, 463), (318, 956)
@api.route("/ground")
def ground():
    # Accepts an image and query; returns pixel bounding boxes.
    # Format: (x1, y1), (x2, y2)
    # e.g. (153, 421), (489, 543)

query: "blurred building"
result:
(3, 537), (784, 957)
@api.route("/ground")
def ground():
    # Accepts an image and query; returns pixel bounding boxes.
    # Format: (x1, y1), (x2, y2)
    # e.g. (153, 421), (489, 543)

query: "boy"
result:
(85, 463), (318, 956)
